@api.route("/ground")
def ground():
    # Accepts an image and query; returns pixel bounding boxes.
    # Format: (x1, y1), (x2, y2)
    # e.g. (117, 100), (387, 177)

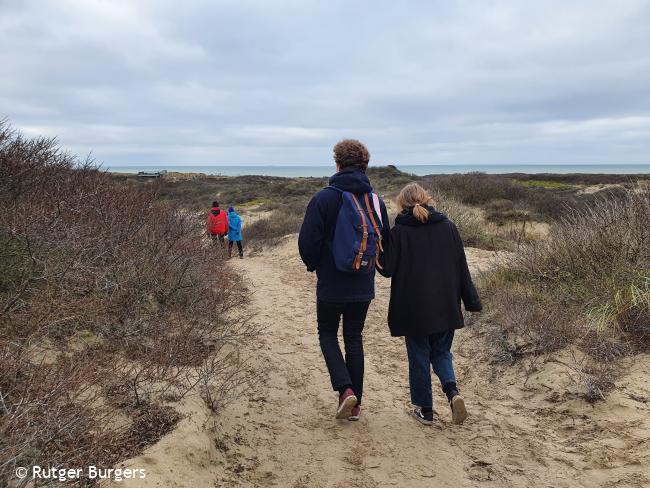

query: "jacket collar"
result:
(328, 167), (373, 194)
(395, 205), (447, 226)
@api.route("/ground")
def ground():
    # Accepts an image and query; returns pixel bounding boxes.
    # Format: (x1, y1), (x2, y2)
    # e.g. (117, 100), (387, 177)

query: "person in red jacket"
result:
(206, 201), (228, 246)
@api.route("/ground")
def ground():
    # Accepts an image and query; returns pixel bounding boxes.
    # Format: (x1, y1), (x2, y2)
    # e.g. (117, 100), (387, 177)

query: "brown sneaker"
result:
(450, 394), (468, 424)
(336, 388), (357, 419)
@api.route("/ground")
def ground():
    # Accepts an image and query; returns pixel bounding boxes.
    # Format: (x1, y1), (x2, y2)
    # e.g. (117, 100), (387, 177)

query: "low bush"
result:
(367, 166), (418, 193)
(245, 209), (304, 248)
(154, 174), (326, 211)
(424, 172), (526, 206)
(0, 121), (255, 484)
(147, 167), (639, 253)
(424, 172), (636, 222)
(483, 184), (650, 400)
(484, 199), (529, 225)
(430, 191), (491, 249)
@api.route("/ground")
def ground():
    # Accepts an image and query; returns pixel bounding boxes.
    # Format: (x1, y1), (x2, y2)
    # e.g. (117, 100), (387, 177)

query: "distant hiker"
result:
(207, 201), (228, 246)
(298, 139), (390, 421)
(379, 183), (482, 426)
(227, 206), (244, 258)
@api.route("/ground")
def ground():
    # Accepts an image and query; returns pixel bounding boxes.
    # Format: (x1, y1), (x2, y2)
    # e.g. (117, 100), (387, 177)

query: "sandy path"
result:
(219, 237), (649, 488)
(212, 237), (481, 487)
(112, 234), (650, 488)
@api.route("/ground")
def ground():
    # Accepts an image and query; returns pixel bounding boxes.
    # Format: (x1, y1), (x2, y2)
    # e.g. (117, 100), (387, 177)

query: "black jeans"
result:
(228, 240), (243, 257)
(316, 299), (370, 404)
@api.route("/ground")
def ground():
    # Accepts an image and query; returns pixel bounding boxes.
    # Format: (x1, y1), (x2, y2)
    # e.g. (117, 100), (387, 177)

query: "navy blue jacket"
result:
(298, 168), (390, 303)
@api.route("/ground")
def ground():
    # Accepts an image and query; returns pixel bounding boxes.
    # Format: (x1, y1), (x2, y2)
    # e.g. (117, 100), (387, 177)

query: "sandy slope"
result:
(110, 235), (650, 488)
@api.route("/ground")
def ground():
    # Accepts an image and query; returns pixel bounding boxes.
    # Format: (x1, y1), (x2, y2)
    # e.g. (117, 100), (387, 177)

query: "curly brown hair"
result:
(333, 139), (370, 171)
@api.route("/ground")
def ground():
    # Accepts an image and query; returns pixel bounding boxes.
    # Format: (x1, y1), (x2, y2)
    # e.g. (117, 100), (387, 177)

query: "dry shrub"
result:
(484, 198), (529, 225)
(432, 193), (485, 247)
(425, 188), (509, 250)
(366, 166), (418, 193)
(423, 172), (636, 222)
(484, 184), (650, 400)
(426, 172), (523, 206)
(581, 327), (630, 362)
(0, 121), (256, 484)
(245, 204), (304, 250)
(246, 184), (495, 251)
(580, 362), (618, 403)
(487, 283), (576, 357)
(513, 189), (649, 283)
(156, 174), (326, 211)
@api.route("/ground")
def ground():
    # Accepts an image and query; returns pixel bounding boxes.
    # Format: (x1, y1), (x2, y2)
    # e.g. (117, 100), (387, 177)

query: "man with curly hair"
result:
(299, 139), (390, 421)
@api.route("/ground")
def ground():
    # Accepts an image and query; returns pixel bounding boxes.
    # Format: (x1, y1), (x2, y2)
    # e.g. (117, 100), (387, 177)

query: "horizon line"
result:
(104, 162), (650, 167)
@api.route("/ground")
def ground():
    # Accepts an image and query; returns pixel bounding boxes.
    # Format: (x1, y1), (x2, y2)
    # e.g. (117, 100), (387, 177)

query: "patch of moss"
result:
(512, 179), (576, 190)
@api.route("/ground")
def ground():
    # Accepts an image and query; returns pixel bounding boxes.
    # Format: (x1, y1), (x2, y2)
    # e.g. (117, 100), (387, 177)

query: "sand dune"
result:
(109, 234), (650, 488)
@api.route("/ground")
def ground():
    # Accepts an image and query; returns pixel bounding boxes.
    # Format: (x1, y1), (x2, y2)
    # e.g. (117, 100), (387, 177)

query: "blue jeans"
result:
(405, 330), (456, 409)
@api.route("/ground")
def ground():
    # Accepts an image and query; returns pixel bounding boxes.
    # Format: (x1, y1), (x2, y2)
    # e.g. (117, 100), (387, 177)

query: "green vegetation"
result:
(143, 165), (645, 251)
(512, 179), (576, 190)
(140, 166), (421, 248)
(151, 174), (326, 210)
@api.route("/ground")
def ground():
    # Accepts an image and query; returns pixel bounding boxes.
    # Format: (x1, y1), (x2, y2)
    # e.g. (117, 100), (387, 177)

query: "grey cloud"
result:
(1, 0), (649, 164)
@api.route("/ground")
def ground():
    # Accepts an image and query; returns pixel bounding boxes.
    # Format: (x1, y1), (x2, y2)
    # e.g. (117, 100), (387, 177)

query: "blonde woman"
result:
(379, 183), (482, 425)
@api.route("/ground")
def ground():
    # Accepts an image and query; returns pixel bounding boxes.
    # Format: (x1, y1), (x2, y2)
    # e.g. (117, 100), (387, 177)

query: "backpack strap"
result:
(364, 193), (384, 253)
(363, 193), (384, 270)
(372, 193), (383, 226)
(349, 193), (369, 271)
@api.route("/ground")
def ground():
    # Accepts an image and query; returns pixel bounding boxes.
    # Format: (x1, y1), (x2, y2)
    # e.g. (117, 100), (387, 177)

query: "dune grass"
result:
(482, 184), (650, 400)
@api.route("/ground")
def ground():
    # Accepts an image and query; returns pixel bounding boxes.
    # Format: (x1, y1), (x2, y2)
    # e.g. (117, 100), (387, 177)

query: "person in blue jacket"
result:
(227, 207), (244, 258)
(298, 139), (390, 422)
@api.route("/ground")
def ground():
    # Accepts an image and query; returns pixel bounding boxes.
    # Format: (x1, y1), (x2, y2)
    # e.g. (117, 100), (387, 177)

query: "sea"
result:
(105, 163), (650, 177)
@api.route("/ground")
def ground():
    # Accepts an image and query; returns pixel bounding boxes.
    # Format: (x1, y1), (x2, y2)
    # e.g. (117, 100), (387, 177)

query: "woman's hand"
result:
(463, 310), (481, 326)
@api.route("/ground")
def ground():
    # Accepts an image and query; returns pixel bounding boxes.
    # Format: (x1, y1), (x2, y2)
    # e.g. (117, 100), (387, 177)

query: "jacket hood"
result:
(329, 168), (373, 194)
(395, 205), (447, 226)
(211, 207), (221, 216)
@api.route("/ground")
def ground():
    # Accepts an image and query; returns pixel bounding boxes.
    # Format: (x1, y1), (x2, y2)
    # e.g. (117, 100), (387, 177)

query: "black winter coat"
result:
(379, 206), (482, 337)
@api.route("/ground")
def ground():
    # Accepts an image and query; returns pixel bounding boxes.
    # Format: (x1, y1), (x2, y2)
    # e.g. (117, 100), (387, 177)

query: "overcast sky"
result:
(2, 0), (650, 165)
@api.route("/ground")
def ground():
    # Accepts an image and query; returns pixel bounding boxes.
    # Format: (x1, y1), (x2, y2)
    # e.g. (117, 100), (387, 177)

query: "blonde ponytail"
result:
(396, 183), (433, 223)
(412, 203), (429, 223)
